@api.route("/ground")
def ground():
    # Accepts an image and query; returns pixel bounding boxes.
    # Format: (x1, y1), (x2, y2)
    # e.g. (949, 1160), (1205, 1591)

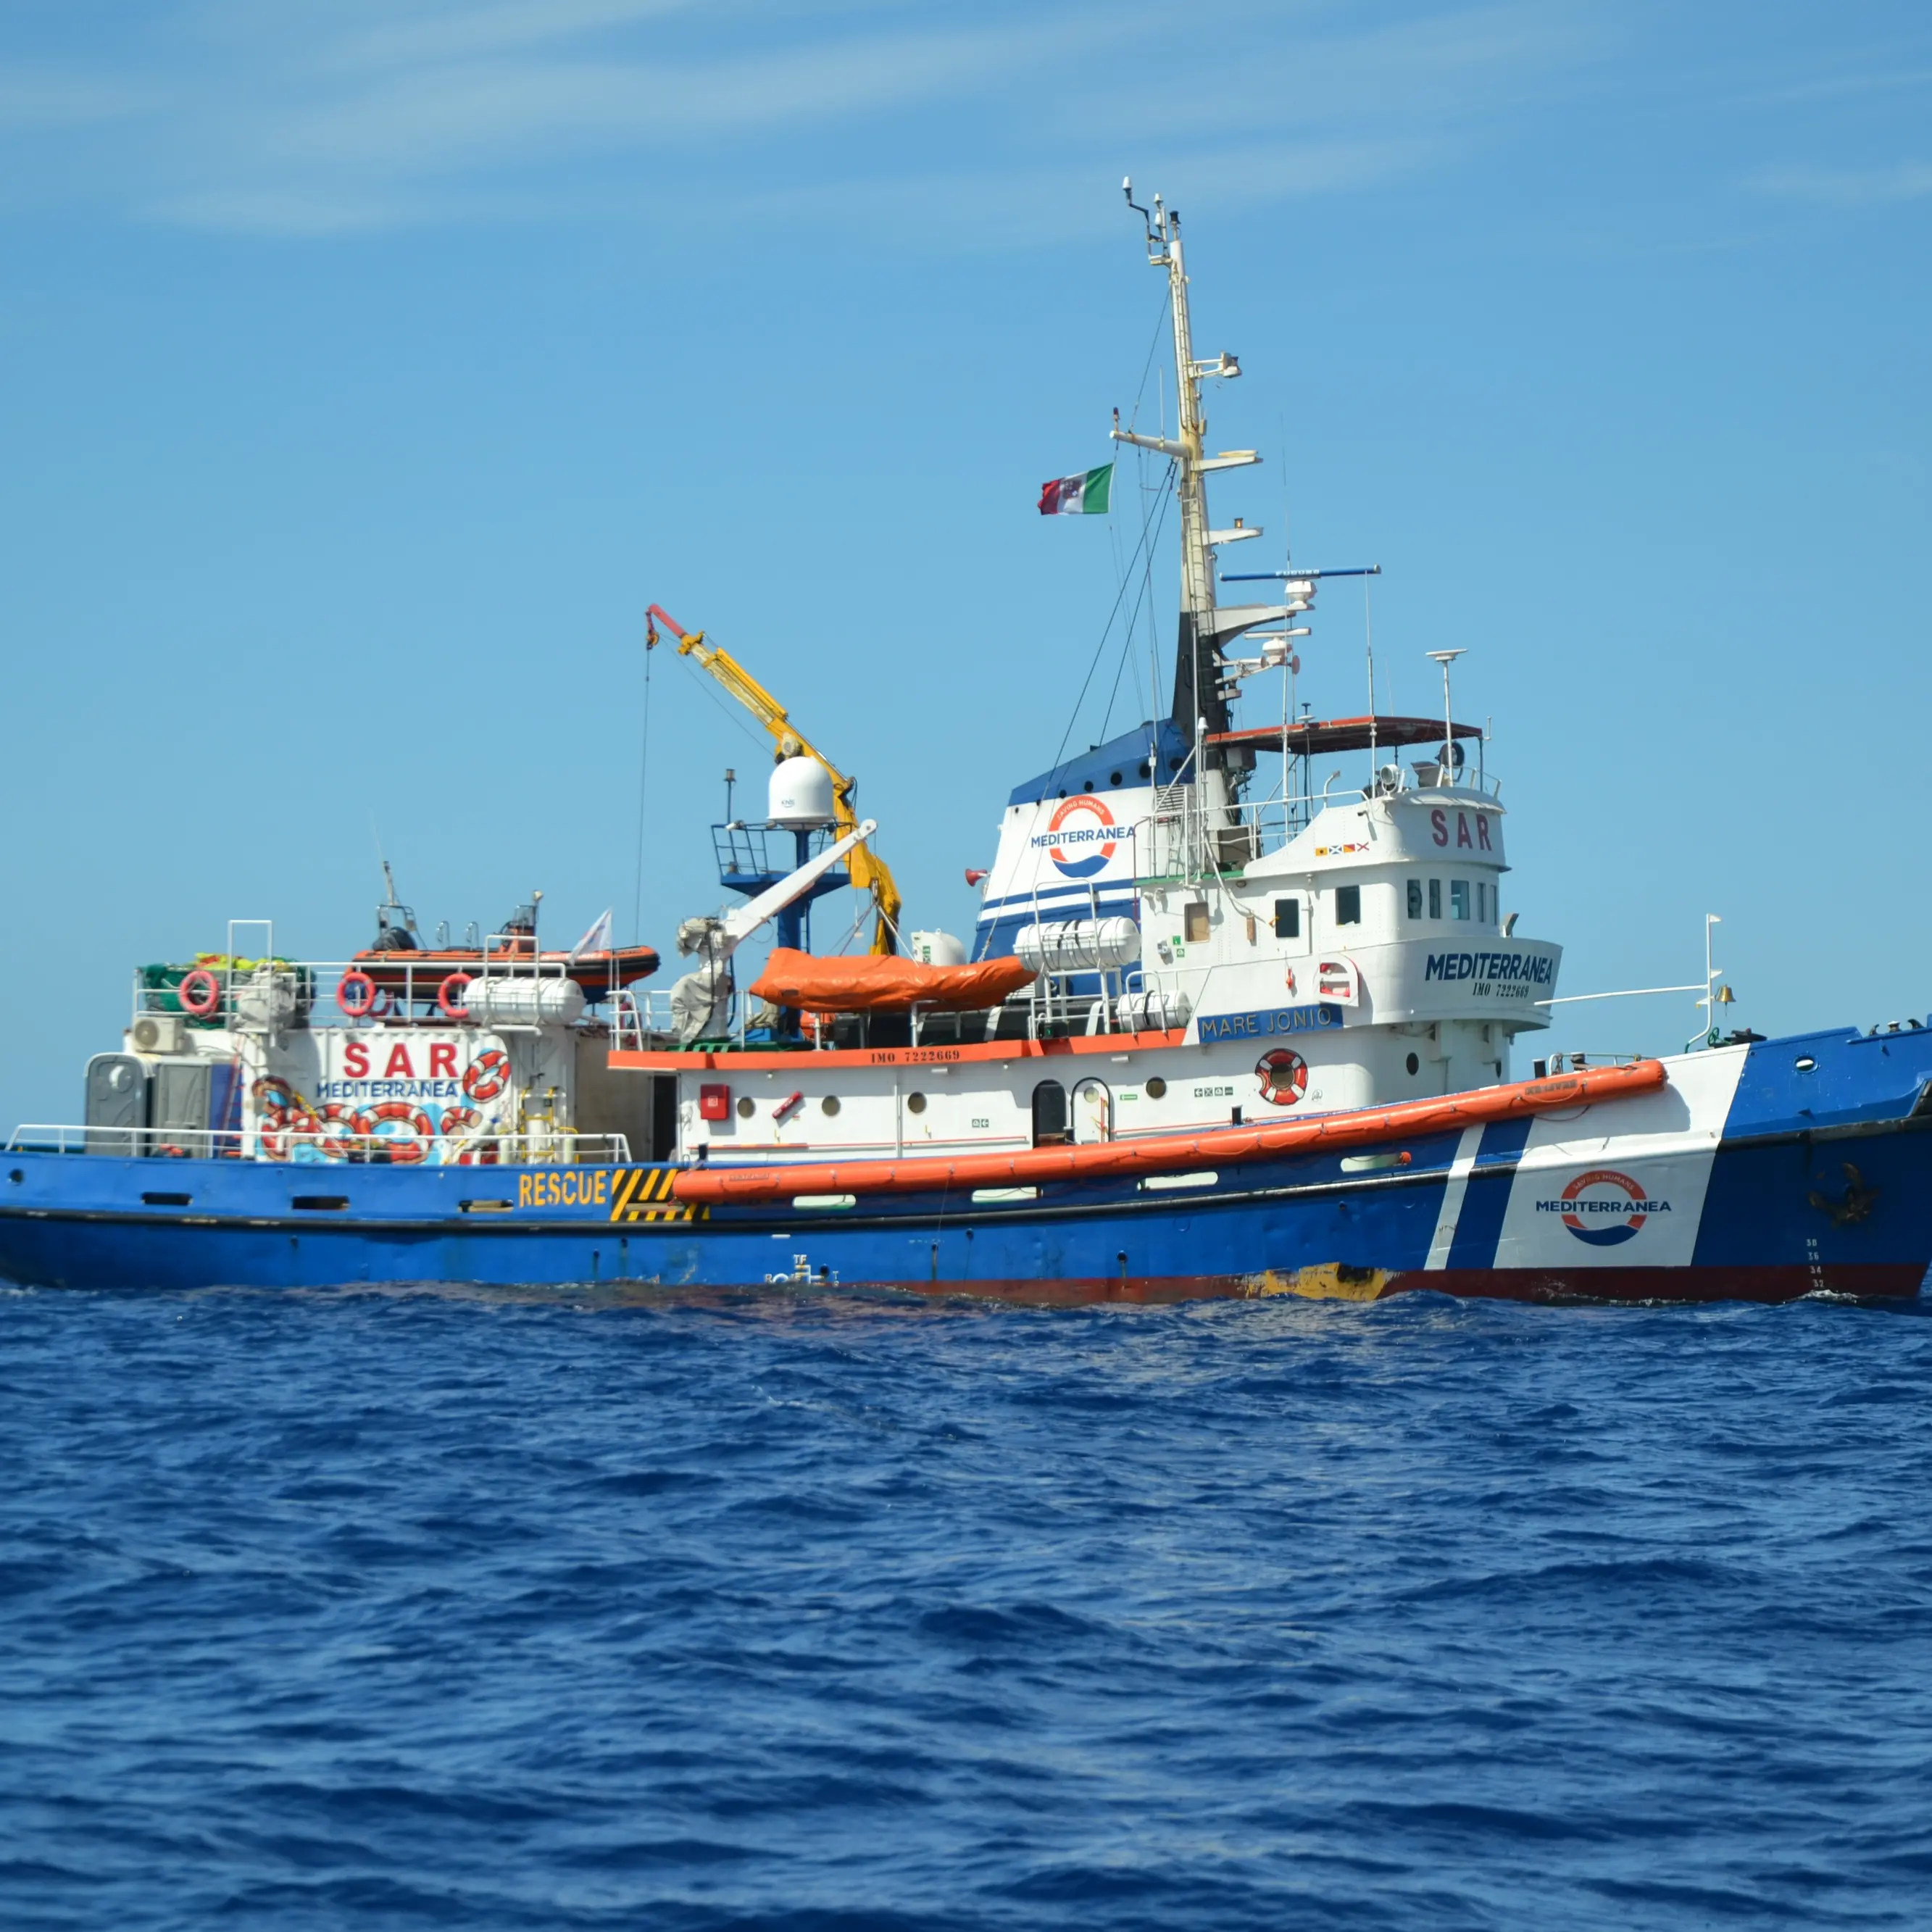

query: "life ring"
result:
(462, 1048), (510, 1104)
(438, 973), (473, 1020)
(438, 1103), (491, 1165)
(338, 970), (380, 1019)
(317, 1102), (368, 1161)
(364, 1100), (434, 1164)
(1255, 1047), (1309, 1107)
(178, 967), (221, 1018)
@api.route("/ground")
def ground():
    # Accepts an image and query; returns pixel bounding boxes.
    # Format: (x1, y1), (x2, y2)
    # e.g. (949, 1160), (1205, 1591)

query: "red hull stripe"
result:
(830, 1263), (1924, 1308)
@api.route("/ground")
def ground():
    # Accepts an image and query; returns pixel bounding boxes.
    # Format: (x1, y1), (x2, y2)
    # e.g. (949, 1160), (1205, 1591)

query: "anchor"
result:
(1808, 1162), (1879, 1228)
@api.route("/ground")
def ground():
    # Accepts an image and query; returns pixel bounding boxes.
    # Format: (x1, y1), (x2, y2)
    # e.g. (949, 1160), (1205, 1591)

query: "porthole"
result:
(1406, 1052), (1420, 1076)
(906, 1092), (927, 1115)
(821, 1095), (841, 1116)
(7, 1168), (21, 1185)
(1145, 1077), (1167, 1099)
(736, 1096), (755, 1117)
(1794, 1056), (1816, 1073)
(1109, 770), (1123, 786)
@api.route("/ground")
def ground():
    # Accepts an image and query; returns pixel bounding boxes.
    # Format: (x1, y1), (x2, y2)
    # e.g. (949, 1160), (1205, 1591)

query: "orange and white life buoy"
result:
(438, 973), (473, 1020)
(462, 1048), (510, 1104)
(1255, 1047), (1309, 1107)
(178, 967), (222, 1018)
(364, 1100), (434, 1164)
(317, 1102), (367, 1161)
(437, 1103), (494, 1165)
(338, 970), (380, 1019)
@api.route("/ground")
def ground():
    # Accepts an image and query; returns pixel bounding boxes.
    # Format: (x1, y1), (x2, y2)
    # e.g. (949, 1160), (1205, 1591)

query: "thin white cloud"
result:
(1752, 161), (1932, 207)
(0, 0), (1608, 236)
(0, 63), (152, 129)
(331, 0), (707, 71)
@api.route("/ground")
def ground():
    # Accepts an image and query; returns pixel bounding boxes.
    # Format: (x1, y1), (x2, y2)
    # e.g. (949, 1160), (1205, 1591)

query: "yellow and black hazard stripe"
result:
(609, 1167), (707, 1223)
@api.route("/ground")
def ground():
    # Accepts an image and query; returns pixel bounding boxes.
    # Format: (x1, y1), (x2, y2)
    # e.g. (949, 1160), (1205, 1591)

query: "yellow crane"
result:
(646, 605), (902, 955)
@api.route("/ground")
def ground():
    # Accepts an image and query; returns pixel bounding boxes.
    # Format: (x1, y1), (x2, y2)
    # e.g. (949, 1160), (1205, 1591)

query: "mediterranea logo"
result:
(1034, 794), (1118, 879)
(1537, 1167), (1671, 1246)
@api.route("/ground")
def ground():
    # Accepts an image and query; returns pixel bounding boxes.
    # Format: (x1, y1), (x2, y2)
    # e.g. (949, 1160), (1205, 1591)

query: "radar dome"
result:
(768, 757), (836, 829)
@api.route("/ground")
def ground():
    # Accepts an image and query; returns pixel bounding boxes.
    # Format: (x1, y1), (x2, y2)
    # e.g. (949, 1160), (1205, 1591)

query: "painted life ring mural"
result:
(250, 1042), (516, 1165)
(462, 1049), (511, 1104)
(437, 1104), (496, 1165)
(252, 1075), (320, 1159)
(364, 1100), (436, 1164)
(1255, 1047), (1309, 1107)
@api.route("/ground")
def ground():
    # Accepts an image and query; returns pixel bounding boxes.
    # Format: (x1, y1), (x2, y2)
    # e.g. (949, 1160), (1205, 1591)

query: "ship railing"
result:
(8, 1123), (636, 1165)
(132, 947), (625, 1032)
(612, 988), (683, 1051)
(1141, 771), (1507, 882)
(1532, 1050), (1644, 1076)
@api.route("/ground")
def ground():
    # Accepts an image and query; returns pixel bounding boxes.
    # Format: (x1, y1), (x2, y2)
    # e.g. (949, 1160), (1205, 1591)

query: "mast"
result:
(1113, 183), (1269, 778)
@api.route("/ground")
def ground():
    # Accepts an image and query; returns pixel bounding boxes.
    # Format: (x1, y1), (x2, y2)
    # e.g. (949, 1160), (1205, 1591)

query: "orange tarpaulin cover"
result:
(750, 947), (1036, 1014)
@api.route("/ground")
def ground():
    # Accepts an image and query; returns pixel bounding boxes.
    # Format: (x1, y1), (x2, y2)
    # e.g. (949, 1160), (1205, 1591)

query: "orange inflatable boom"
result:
(674, 1058), (1667, 1206)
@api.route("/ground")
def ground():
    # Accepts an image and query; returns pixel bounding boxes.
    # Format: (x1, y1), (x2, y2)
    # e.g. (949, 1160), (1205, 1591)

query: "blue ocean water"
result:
(1, 1286), (1929, 1930)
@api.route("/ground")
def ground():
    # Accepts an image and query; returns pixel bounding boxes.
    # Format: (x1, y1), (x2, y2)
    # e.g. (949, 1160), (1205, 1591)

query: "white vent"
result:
(130, 1015), (185, 1055)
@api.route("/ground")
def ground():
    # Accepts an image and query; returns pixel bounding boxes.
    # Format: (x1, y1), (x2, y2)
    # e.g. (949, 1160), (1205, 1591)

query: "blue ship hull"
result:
(5, 1028), (1930, 1304)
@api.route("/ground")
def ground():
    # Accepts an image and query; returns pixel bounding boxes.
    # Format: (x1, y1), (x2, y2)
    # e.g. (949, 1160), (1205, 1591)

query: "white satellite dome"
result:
(768, 756), (836, 829)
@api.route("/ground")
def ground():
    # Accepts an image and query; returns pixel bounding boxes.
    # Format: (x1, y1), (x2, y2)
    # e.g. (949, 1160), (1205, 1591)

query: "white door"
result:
(1072, 1077), (1112, 1144)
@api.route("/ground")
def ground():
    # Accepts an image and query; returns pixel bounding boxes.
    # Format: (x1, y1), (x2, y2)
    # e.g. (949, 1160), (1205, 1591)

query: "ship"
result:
(5, 183), (1931, 1305)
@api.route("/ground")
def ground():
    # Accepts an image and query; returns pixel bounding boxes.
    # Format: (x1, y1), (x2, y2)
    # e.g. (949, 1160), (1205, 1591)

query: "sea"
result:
(1, 1283), (1928, 1931)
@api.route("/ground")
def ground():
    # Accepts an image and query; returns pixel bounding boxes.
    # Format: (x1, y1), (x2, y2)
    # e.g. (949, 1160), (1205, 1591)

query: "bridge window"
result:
(1273, 898), (1299, 938)
(1336, 885), (1361, 926)
(1407, 879), (1422, 920)
(1477, 881), (1489, 923)
(1428, 878), (1441, 920)
(1451, 880), (1470, 920)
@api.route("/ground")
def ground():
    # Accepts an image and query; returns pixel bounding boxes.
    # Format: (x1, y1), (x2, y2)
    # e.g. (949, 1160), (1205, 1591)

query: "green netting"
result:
(140, 959), (315, 1028)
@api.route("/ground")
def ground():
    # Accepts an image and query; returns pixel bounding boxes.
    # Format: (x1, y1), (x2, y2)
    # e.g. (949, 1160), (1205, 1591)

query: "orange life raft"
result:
(673, 1058), (1667, 1206)
(749, 947), (1036, 1015)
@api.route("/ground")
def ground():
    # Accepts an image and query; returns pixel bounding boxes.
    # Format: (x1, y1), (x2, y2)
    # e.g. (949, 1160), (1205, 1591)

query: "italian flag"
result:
(1038, 462), (1113, 516)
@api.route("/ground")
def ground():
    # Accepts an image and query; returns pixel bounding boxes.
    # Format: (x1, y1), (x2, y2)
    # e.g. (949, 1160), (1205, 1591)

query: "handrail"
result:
(8, 1124), (633, 1166)
(133, 949), (630, 1030)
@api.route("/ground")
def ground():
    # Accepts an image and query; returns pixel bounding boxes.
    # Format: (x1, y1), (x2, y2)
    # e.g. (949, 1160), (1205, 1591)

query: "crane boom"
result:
(647, 604), (903, 956)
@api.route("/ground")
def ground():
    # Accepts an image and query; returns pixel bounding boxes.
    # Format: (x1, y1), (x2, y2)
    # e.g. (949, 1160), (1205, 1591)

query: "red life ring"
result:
(317, 1102), (368, 1161)
(1256, 1047), (1309, 1107)
(438, 1103), (491, 1164)
(365, 1100), (434, 1164)
(252, 1076), (319, 1159)
(438, 973), (473, 1020)
(338, 970), (380, 1019)
(178, 967), (221, 1018)
(462, 1048), (510, 1104)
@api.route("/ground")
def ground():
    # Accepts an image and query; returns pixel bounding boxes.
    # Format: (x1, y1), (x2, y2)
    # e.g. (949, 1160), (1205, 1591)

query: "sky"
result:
(2, 0), (1929, 1123)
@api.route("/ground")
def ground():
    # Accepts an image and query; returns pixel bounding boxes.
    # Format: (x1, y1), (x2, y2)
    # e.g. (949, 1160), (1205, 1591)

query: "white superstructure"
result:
(607, 186), (1564, 1165)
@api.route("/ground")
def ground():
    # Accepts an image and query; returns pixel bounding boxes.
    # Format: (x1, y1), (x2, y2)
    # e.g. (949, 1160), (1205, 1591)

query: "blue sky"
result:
(2, 0), (1929, 1120)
